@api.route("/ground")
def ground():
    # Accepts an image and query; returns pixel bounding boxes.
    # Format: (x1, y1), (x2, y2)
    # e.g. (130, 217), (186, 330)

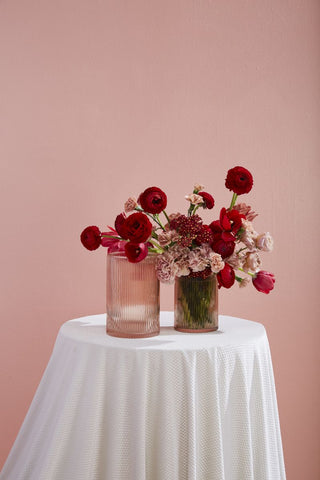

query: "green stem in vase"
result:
(178, 276), (215, 328)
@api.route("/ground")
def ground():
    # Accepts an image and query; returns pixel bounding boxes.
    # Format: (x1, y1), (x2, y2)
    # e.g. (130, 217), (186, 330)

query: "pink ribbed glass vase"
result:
(106, 252), (160, 338)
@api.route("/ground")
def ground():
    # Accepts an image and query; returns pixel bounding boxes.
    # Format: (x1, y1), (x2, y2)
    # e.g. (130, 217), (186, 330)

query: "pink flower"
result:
(238, 277), (250, 288)
(188, 249), (208, 272)
(174, 257), (190, 277)
(155, 252), (177, 284)
(158, 230), (180, 247)
(234, 203), (258, 221)
(252, 271), (275, 294)
(209, 252), (225, 273)
(243, 252), (261, 273)
(193, 183), (205, 192)
(256, 232), (274, 252)
(124, 197), (138, 213)
(185, 193), (203, 205)
(239, 219), (258, 251)
(226, 253), (243, 269)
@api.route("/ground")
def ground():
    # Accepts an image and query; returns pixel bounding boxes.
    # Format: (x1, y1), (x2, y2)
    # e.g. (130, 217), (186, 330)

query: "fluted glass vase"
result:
(106, 252), (160, 338)
(174, 274), (218, 332)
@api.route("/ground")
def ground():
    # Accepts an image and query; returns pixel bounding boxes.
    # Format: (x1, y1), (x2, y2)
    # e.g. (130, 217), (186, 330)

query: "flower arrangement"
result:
(80, 166), (275, 294)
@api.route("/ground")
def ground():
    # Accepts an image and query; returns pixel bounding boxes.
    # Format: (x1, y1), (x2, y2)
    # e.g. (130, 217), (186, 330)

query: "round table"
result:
(1, 313), (286, 480)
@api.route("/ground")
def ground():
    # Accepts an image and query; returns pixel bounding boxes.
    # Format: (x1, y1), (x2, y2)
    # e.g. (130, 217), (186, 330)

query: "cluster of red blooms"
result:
(170, 214), (204, 247)
(188, 267), (213, 279)
(80, 166), (275, 294)
(210, 208), (245, 259)
(80, 186), (167, 263)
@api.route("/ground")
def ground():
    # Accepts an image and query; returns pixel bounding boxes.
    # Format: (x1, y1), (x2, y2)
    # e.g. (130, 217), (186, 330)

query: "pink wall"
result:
(1, 0), (319, 477)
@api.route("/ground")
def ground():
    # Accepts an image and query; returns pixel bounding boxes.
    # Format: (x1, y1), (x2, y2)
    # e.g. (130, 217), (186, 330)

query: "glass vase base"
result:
(106, 317), (160, 338)
(174, 326), (218, 333)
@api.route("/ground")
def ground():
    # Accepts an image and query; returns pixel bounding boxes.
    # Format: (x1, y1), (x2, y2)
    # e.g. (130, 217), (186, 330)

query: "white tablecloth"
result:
(1, 313), (286, 480)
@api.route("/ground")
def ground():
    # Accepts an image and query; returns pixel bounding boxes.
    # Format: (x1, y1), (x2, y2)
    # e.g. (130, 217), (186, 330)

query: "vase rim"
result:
(107, 251), (157, 260)
(175, 273), (217, 280)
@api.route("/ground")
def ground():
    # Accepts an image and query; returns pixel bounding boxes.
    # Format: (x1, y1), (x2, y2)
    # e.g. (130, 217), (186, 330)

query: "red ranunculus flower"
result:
(125, 242), (148, 263)
(209, 220), (223, 234)
(219, 207), (244, 234)
(115, 213), (129, 239)
(138, 187), (167, 214)
(198, 191), (215, 209)
(217, 264), (235, 289)
(252, 271), (275, 294)
(124, 212), (152, 243)
(225, 166), (253, 195)
(80, 226), (101, 251)
(212, 232), (235, 258)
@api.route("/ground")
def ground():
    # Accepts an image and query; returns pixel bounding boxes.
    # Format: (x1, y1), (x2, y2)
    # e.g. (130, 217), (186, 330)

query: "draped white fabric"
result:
(1, 313), (285, 480)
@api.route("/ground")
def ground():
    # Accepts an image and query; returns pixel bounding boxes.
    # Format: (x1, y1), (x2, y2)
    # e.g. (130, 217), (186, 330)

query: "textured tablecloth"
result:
(1, 312), (286, 480)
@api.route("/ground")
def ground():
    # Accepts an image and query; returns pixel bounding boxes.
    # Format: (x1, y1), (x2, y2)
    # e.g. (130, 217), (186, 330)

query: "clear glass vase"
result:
(174, 274), (218, 332)
(106, 252), (160, 338)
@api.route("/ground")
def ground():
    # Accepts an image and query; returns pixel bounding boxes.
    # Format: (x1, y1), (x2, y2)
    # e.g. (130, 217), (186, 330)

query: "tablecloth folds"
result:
(1, 312), (285, 480)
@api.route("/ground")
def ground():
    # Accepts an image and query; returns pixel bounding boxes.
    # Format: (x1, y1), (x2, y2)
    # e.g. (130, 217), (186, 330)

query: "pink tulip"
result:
(252, 271), (275, 294)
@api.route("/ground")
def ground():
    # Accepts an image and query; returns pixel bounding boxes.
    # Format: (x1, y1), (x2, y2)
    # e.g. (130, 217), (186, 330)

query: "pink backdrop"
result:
(1, 0), (319, 478)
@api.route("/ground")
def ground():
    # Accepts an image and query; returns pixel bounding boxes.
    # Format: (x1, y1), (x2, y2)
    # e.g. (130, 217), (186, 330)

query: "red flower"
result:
(212, 232), (235, 258)
(198, 191), (215, 209)
(217, 264), (235, 289)
(125, 242), (148, 263)
(138, 187), (167, 214)
(252, 271), (275, 294)
(209, 220), (222, 235)
(195, 225), (214, 245)
(225, 166), (253, 195)
(219, 207), (244, 234)
(170, 214), (203, 247)
(124, 212), (152, 243)
(115, 213), (129, 239)
(80, 226), (101, 251)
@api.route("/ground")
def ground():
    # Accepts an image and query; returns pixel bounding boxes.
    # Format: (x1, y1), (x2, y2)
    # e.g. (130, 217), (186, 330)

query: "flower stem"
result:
(155, 214), (166, 230)
(192, 205), (201, 215)
(101, 234), (122, 240)
(238, 267), (255, 277)
(143, 211), (164, 229)
(134, 206), (164, 230)
(149, 247), (163, 253)
(229, 193), (238, 210)
(236, 247), (248, 254)
(163, 210), (170, 225)
(188, 204), (194, 217)
(148, 239), (164, 252)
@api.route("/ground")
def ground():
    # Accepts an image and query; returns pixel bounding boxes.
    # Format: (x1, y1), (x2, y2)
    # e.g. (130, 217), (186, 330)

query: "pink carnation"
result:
(124, 197), (138, 213)
(155, 252), (177, 284)
(158, 229), (180, 247)
(234, 203), (258, 221)
(188, 249), (208, 272)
